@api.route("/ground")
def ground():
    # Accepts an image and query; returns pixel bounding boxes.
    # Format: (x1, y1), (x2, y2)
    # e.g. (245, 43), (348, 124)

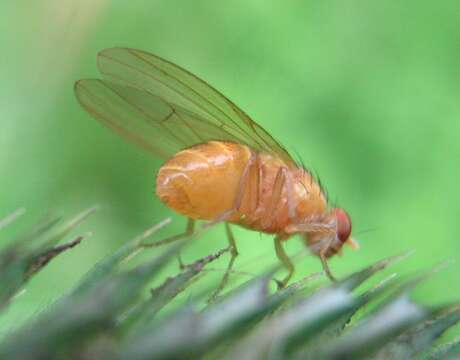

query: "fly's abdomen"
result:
(156, 141), (251, 220)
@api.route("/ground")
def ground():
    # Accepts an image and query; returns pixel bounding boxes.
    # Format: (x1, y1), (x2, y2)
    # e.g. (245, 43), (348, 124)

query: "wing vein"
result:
(100, 81), (189, 148)
(128, 50), (256, 135)
(77, 82), (169, 157)
(76, 48), (296, 165)
(102, 50), (268, 151)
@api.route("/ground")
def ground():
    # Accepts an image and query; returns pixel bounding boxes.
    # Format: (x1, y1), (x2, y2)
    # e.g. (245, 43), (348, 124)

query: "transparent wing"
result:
(75, 79), (246, 158)
(75, 47), (294, 162)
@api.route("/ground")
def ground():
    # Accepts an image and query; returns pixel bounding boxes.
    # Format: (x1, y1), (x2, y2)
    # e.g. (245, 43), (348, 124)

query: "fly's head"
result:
(333, 208), (352, 245)
(285, 208), (358, 257)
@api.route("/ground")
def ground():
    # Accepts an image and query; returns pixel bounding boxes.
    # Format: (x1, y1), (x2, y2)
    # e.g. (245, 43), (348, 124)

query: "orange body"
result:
(156, 141), (342, 255)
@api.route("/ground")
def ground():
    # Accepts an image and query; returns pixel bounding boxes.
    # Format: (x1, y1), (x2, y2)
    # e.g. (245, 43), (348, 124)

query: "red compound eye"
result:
(333, 208), (352, 243)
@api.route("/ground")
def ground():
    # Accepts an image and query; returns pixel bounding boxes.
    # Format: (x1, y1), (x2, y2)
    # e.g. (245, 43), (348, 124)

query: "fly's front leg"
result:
(142, 218), (195, 269)
(274, 235), (294, 288)
(319, 238), (337, 282)
(208, 223), (239, 302)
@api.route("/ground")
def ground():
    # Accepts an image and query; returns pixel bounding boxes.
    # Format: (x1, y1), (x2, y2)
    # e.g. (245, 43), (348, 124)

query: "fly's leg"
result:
(320, 255), (336, 282)
(274, 235), (294, 289)
(208, 223), (239, 302)
(177, 219), (196, 268)
(142, 218), (195, 248)
(268, 168), (300, 287)
(207, 152), (259, 300)
(142, 218), (195, 269)
(287, 169), (337, 282)
(319, 239), (337, 282)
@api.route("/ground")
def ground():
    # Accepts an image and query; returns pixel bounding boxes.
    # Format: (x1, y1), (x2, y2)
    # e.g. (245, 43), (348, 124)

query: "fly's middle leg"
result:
(266, 167), (299, 287)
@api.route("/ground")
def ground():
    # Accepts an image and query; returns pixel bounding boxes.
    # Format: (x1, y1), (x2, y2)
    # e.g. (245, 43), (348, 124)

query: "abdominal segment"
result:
(156, 141), (327, 234)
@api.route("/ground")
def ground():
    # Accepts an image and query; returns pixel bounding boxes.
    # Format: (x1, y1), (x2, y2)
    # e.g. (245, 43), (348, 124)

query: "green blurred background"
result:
(1, 0), (460, 332)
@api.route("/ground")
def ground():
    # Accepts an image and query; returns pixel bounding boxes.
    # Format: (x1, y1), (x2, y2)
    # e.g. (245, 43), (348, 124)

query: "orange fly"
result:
(74, 48), (358, 286)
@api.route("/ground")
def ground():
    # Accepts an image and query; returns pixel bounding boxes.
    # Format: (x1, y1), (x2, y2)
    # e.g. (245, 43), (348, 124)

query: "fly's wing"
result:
(75, 47), (294, 163)
(75, 79), (242, 159)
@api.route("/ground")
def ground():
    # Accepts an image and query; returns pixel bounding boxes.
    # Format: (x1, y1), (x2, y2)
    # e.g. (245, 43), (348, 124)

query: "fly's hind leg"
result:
(206, 151), (258, 301)
(142, 218), (195, 269)
(208, 223), (239, 302)
(274, 235), (295, 289)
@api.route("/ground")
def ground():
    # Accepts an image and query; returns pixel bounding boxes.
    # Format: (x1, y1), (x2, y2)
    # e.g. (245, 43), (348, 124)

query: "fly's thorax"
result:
(291, 167), (328, 222)
(236, 156), (330, 234)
